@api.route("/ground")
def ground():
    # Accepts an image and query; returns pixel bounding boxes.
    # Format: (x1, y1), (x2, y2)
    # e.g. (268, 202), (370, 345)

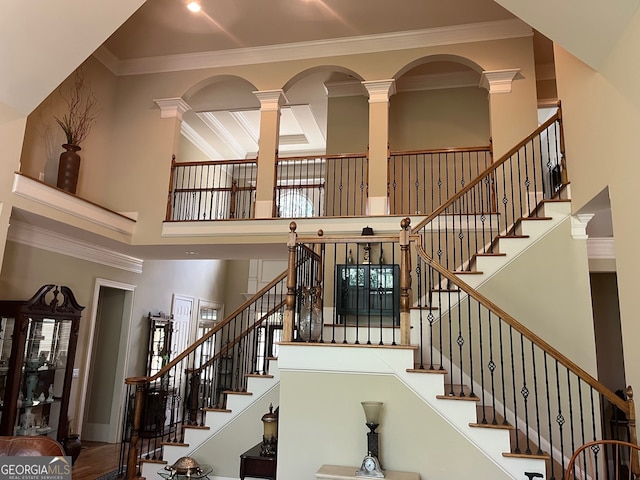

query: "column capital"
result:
(153, 97), (191, 120)
(362, 80), (396, 103)
(253, 90), (288, 111)
(480, 69), (520, 94)
(571, 213), (596, 239)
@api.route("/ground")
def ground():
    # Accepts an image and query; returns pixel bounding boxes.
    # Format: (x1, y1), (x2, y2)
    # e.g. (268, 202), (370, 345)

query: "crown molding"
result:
(480, 68), (520, 94)
(362, 80), (396, 103)
(7, 219), (143, 273)
(197, 112), (246, 158)
(154, 97), (191, 120)
(253, 90), (288, 111)
(180, 122), (223, 160)
(96, 19), (532, 76)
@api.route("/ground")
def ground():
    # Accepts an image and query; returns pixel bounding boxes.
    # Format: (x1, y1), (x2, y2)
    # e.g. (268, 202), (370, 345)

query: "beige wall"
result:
(554, 7), (640, 418)
(192, 385), (279, 478)
(19, 56), (118, 197)
(326, 95), (369, 155)
(478, 218), (596, 374)
(223, 259), (251, 315)
(9, 34), (540, 253)
(0, 240), (228, 436)
(389, 87), (490, 151)
(278, 371), (511, 480)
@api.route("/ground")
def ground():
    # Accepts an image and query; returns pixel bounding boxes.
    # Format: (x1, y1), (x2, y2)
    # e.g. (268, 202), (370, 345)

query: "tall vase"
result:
(299, 287), (322, 342)
(63, 434), (82, 464)
(57, 144), (81, 194)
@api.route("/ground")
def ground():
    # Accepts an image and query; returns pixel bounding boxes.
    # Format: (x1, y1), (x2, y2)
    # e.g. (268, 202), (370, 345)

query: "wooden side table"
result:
(240, 443), (277, 480)
(315, 464), (420, 480)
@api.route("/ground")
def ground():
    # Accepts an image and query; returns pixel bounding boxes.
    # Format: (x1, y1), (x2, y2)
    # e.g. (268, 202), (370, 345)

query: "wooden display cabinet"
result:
(0, 285), (84, 443)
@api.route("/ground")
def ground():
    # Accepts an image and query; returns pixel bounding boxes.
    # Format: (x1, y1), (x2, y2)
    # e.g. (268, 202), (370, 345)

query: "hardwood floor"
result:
(72, 440), (122, 480)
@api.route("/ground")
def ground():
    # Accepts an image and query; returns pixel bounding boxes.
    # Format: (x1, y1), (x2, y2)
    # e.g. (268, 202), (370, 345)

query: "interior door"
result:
(171, 294), (194, 359)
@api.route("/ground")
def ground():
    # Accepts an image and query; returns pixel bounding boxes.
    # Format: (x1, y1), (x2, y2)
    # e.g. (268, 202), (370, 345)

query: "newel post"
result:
(166, 155), (177, 221)
(124, 377), (147, 479)
(627, 386), (639, 476)
(399, 217), (412, 345)
(283, 222), (298, 342)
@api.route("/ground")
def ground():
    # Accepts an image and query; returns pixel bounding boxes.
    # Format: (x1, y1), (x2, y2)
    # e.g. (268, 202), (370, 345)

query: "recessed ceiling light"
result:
(187, 2), (201, 13)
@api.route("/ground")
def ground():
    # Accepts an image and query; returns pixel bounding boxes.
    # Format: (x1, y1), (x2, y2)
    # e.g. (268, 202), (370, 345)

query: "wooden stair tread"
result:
(436, 393), (480, 401)
(183, 424), (210, 430)
(519, 216), (552, 221)
(202, 407), (232, 413)
(245, 373), (274, 378)
(502, 451), (550, 460)
(410, 305), (439, 311)
(139, 458), (167, 465)
(454, 271), (484, 275)
(406, 366), (448, 374)
(437, 384), (479, 401)
(469, 422), (514, 430)
(161, 441), (188, 447)
(474, 252), (507, 257)
(224, 390), (253, 396)
(496, 234), (530, 239)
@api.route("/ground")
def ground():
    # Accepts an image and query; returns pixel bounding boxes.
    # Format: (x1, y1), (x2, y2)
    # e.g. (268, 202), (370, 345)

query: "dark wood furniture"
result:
(240, 443), (277, 480)
(0, 285), (84, 444)
(146, 312), (173, 377)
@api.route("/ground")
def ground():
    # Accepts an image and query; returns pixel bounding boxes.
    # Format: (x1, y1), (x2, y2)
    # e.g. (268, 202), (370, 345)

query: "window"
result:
(277, 190), (314, 218)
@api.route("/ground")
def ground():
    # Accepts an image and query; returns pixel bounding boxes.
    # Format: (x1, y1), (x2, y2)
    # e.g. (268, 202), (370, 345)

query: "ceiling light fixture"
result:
(187, 2), (201, 13)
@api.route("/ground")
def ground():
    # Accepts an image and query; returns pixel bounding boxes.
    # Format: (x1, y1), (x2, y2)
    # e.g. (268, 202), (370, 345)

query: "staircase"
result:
(140, 359), (281, 479)
(141, 197), (589, 480)
(121, 107), (637, 480)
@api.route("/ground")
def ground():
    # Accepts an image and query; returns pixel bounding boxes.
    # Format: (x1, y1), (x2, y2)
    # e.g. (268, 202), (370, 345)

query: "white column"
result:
(362, 80), (395, 216)
(253, 90), (288, 219)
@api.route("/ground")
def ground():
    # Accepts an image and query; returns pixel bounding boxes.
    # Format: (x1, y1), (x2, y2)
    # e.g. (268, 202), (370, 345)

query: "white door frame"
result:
(78, 278), (136, 441)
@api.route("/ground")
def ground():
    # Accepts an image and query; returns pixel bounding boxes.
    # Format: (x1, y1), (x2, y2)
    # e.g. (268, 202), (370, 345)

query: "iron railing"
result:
(412, 244), (637, 479)
(166, 156), (257, 221)
(119, 248), (317, 478)
(388, 146), (492, 215)
(412, 109), (567, 272)
(274, 153), (368, 218)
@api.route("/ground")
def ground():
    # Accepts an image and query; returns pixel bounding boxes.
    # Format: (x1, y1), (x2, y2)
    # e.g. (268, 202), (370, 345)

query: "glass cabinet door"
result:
(16, 316), (71, 436)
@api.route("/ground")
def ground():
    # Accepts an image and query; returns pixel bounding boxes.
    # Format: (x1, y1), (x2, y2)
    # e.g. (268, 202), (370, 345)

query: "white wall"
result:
(277, 371), (511, 480)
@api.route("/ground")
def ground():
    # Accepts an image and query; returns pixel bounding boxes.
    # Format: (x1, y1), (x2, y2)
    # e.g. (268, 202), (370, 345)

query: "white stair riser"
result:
(141, 361), (281, 478)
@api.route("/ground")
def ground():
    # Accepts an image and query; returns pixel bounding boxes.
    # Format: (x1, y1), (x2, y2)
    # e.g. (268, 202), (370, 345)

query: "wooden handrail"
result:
(171, 157), (258, 168)
(189, 299), (286, 375)
(414, 242), (629, 414)
(389, 145), (491, 156)
(411, 109), (562, 234)
(141, 268), (289, 384)
(276, 152), (367, 162)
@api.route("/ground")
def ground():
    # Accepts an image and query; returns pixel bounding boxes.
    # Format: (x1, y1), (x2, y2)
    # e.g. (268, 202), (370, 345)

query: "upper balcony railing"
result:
(388, 145), (492, 215)
(274, 153), (368, 218)
(166, 156), (258, 221)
